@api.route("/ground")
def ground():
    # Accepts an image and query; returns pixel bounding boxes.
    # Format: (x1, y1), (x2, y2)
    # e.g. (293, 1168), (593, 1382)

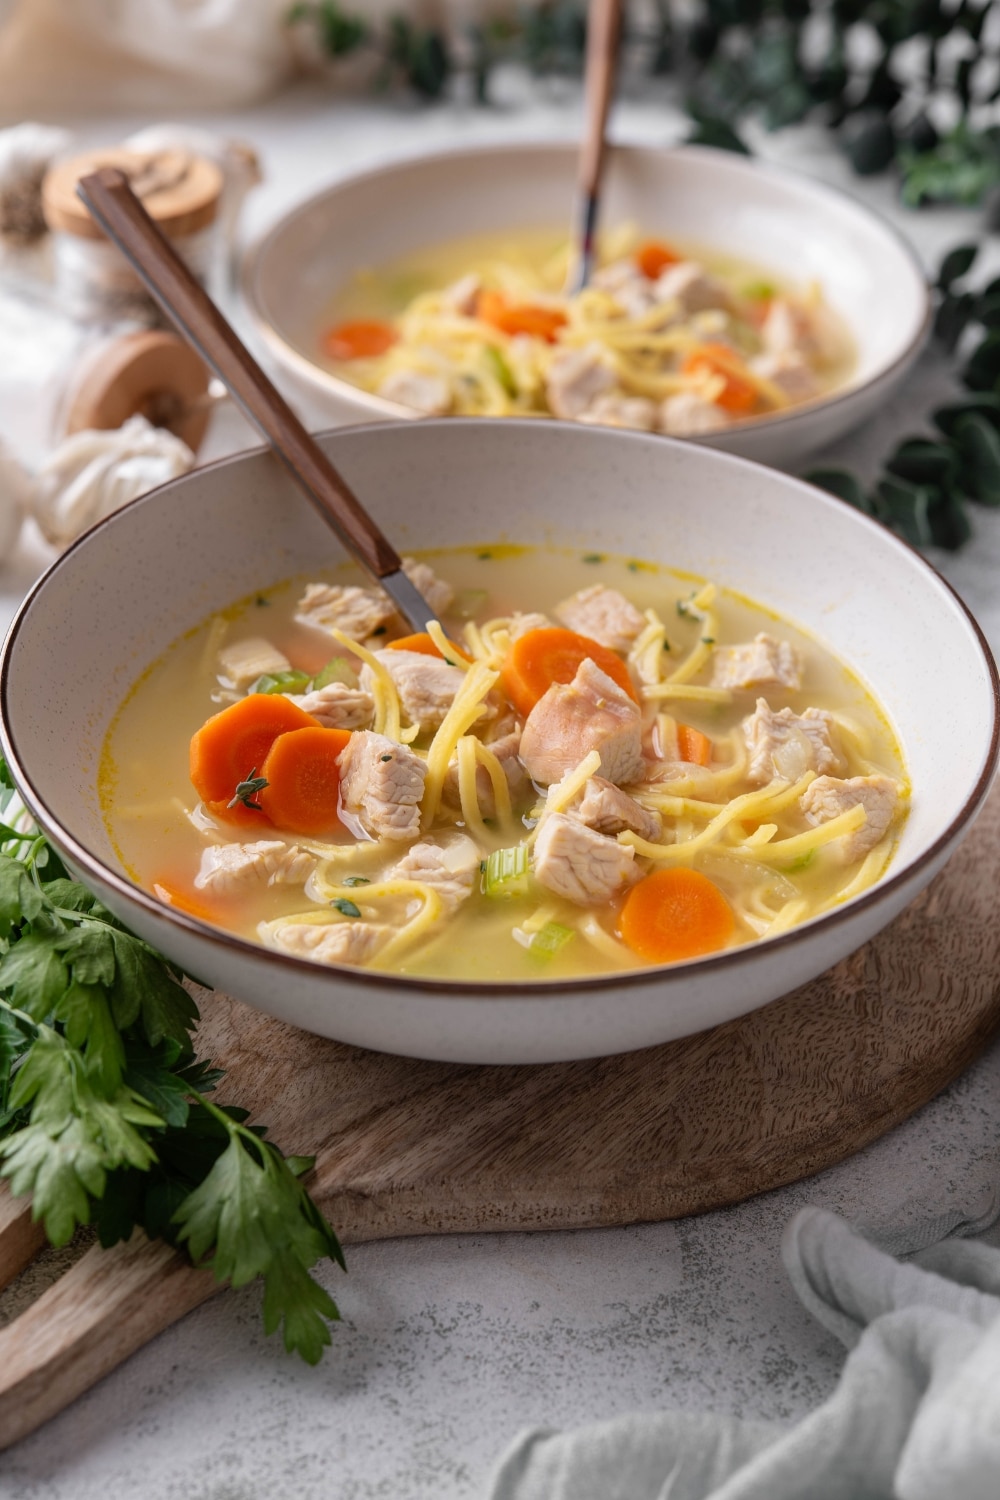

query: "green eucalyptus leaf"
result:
(803, 468), (872, 513)
(933, 394), (1000, 438)
(937, 243), (978, 291)
(952, 413), (1000, 505)
(842, 115), (896, 176)
(962, 332), (1000, 393)
(927, 492), (974, 550)
(874, 476), (937, 548)
(885, 440), (957, 487)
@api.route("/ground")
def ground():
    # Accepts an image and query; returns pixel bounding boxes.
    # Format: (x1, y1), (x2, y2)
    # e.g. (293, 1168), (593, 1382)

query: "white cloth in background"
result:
(0, 0), (295, 116)
(487, 1193), (1000, 1500)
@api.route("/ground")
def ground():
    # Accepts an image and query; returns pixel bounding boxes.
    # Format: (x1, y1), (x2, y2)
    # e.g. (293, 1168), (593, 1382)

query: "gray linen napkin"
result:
(486, 1190), (1000, 1500)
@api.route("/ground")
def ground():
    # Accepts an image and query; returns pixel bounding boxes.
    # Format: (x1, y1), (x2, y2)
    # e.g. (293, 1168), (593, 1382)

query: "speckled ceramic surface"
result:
(1, 420), (996, 1063)
(242, 143), (931, 467)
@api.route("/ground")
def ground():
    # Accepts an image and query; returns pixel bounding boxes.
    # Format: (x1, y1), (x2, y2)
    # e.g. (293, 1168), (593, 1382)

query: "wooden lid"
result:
(63, 330), (212, 452)
(43, 148), (222, 241)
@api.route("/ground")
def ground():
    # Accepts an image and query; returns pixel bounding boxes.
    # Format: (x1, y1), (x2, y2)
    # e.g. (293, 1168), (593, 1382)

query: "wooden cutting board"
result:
(1, 777), (999, 1449)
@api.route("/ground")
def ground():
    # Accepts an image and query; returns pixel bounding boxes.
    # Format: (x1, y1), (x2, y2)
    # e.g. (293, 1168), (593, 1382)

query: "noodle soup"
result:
(100, 546), (907, 984)
(318, 227), (854, 435)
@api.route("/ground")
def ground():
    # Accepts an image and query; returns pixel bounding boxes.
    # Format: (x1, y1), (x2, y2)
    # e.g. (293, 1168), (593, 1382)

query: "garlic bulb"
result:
(0, 122), (73, 247)
(0, 438), (31, 558)
(29, 415), (194, 549)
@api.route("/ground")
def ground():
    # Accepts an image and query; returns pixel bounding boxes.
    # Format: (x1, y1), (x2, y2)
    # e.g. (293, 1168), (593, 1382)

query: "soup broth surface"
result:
(101, 546), (906, 985)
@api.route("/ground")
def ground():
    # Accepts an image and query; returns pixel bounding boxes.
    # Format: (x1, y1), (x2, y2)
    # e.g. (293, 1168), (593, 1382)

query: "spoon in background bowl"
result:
(567, 0), (624, 293)
(74, 167), (438, 635)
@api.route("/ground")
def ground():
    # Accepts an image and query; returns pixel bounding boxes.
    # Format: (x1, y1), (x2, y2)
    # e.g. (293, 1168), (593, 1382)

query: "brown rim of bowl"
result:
(1, 420), (996, 1001)
(240, 140), (934, 439)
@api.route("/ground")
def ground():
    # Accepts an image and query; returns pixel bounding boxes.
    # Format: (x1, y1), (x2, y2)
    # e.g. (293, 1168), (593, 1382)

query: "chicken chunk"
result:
(545, 343), (617, 420)
(659, 391), (728, 436)
(296, 560), (452, 645)
(751, 351), (820, 403)
(296, 582), (397, 644)
(403, 558), (454, 618)
(554, 583), (646, 654)
(364, 649), (465, 734)
(800, 774), (901, 863)
(578, 393), (657, 431)
(710, 633), (803, 693)
(376, 370), (452, 415)
(570, 776), (662, 841)
(290, 680), (375, 730)
(194, 840), (316, 895)
(388, 834), (481, 915)
(441, 272), (481, 316)
(267, 918), (388, 967)
(653, 261), (732, 317)
(217, 637), (292, 693)
(519, 659), (644, 787)
(337, 730), (427, 841)
(592, 258), (656, 319)
(441, 728), (530, 818)
(742, 698), (846, 786)
(533, 812), (636, 905)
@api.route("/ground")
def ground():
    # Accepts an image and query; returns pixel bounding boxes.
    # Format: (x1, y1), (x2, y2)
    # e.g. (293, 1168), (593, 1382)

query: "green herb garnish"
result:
(581, 553), (604, 564)
(331, 899), (362, 918)
(228, 768), (269, 811)
(249, 670), (312, 697)
(0, 760), (343, 1362)
(342, 876), (371, 888)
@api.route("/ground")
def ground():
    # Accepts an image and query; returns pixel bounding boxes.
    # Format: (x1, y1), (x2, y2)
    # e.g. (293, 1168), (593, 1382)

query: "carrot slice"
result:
(257, 726), (352, 836)
(676, 724), (712, 767)
(501, 626), (638, 718)
(322, 319), (397, 361)
(152, 879), (226, 926)
(635, 239), (680, 280)
(617, 868), (735, 964)
(681, 342), (759, 415)
(387, 632), (471, 663)
(189, 694), (321, 806)
(477, 290), (567, 343)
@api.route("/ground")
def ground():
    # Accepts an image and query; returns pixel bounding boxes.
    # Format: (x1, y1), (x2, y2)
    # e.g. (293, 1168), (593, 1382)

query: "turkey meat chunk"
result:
(659, 391), (728, 436)
(710, 633), (803, 693)
(554, 583), (646, 654)
(267, 918), (388, 967)
(337, 731), (428, 840)
(800, 775), (901, 863)
(290, 680), (375, 730)
(569, 776), (661, 841)
(653, 261), (732, 317)
(194, 840), (316, 894)
(545, 343), (617, 420)
(533, 812), (636, 905)
(388, 835), (481, 915)
(742, 698), (846, 786)
(519, 659), (644, 787)
(363, 649), (466, 734)
(296, 559), (453, 644)
(377, 370), (452, 415)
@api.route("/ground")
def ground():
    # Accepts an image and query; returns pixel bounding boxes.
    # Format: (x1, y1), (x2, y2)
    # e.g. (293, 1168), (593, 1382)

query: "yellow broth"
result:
(100, 546), (906, 983)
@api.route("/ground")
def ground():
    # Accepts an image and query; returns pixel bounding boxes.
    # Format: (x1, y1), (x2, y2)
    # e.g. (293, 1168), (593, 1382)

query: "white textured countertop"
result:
(1, 83), (999, 1500)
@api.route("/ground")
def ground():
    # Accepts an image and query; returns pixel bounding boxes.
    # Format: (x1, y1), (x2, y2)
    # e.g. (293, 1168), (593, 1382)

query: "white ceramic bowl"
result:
(243, 142), (931, 467)
(2, 421), (996, 1064)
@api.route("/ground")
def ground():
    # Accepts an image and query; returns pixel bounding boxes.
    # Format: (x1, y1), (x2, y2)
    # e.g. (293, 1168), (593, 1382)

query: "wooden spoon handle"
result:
(578, 0), (624, 204)
(75, 167), (402, 582)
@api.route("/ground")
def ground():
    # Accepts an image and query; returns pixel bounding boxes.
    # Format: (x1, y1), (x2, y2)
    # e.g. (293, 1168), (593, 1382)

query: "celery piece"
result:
(451, 588), (488, 620)
(484, 344), (517, 397)
(249, 670), (312, 696)
(483, 844), (530, 898)
(313, 657), (359, 691)
(528, 921), (575, 961)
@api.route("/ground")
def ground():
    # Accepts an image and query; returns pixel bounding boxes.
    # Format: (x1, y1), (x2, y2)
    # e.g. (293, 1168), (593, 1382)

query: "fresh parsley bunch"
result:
(0, 759), (344, 1363)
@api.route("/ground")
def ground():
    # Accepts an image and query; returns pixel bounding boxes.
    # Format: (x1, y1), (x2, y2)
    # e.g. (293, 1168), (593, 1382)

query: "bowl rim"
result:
(241, 138), (933, 440)
(2, 418), (996, 1000)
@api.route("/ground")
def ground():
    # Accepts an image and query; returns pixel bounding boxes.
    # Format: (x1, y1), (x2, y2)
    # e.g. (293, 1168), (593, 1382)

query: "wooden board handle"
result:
(75, 167), (403, 582)
(0, 1232), (218, 1451)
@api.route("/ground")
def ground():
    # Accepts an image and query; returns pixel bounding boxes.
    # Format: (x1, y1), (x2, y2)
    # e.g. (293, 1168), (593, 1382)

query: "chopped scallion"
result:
(342, 876), (370, 887)
(249, 670), (312, 696)
(331, 898), (362, 918)
(483, 844), (531, 898)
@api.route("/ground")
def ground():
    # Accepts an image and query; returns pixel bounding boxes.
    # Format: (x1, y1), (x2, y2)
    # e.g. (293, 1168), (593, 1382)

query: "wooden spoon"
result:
(74, 167), (437, 634)
(568, 0), (624, 293)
